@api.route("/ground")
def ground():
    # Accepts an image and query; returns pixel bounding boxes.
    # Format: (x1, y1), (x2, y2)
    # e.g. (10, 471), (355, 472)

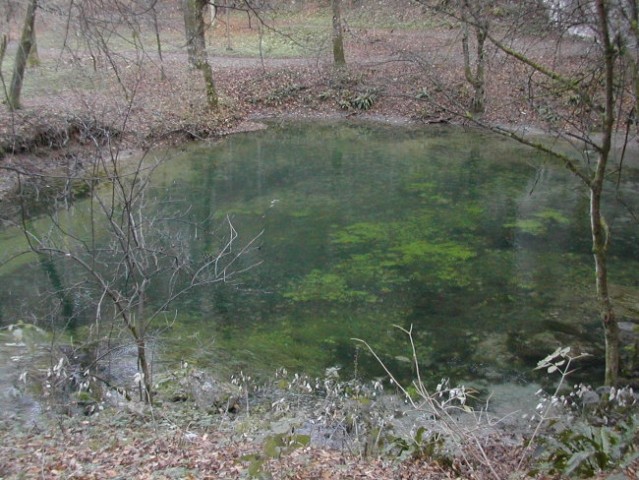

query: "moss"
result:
(507, 218), (546, 236)
(74, 391), (97, 404)
(393, 240), (475, 264)
(334, 252), (404, 288)
(328, 209), (479, 290)
(284, 270), (377, 303)
(331, 222), (388, 246)
(536, 208), (570, 224)
(506, 208), (570, 236)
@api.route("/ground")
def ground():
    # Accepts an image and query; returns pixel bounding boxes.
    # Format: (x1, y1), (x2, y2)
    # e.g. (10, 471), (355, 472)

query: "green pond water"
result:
(1, 122), (638, 386)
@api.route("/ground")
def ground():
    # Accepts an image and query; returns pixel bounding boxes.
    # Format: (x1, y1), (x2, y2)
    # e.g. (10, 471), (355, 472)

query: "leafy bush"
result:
(533, 416), (639, 477)
(338, 89), (378, 111)
(262, 83), (306, 106)
(525, 349), (639, 477)
(391, 427), (450, 465)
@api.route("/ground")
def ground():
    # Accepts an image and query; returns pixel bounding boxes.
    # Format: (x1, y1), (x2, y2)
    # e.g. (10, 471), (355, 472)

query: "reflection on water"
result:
(1, 122), (638, 386)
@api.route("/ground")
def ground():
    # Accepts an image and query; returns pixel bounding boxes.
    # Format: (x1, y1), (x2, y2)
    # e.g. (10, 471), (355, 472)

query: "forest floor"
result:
(1, 4), (638, 479)
(0, 400), (460, 480)
(0, 3), (588, 206)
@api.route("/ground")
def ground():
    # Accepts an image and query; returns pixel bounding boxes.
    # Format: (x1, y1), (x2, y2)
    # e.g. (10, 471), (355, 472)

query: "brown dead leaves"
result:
(0, 405), (461, 480)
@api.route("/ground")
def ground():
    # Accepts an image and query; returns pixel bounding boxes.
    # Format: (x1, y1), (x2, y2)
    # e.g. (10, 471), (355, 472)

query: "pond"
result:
(1, 121), (638, 388)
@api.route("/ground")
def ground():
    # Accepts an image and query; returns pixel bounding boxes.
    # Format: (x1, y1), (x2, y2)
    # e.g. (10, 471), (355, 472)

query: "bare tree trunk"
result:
(593, 0), (619, 386)
(474, 0), (622, 384)
(331, 0), (346, 67)
(0, 34), (8, 101)
(591, 177), (620, 386)
(225, 0), (232, 51)
(461, 1), (486, 115)
(135, 287), (153, 403)
(183, 0), (219, 109)
(626, 0), (639, 121)
(136, 337), (153, 403)
(149, 0), (166, 80)
(7, 0), (37, 110)
(27, 29), (40, 67)
(208, 3), (216, 46)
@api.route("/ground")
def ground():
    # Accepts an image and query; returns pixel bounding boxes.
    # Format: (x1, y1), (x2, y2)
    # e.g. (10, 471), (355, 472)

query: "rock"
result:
(509, 330), (561, 364)
(187, 371), (241, 413)
(596, 386), (612, 398)
(508, 329), (603, 367)
(472, 332), (517, 374)
(581, 389), (600, 406)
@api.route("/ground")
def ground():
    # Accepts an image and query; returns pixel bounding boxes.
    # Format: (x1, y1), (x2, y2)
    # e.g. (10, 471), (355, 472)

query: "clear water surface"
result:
(1, 121), (638, 387)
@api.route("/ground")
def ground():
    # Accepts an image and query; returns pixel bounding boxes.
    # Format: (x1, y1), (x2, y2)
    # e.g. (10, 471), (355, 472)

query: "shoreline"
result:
(2, 109), (638, 227)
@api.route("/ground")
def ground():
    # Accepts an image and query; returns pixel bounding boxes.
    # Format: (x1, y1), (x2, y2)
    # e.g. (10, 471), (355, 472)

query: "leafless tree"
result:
(331, 0), (346, 67)
(489, 0), (639, 386)
(17, 148), (262, 402)
(6, 0), (37, 110)
(412, 0), (490, 116)
(7, 73), (262, 402)
(460, 0), (487, 115)
(183, 0), (218, 108)
(417, 0), (637, 385)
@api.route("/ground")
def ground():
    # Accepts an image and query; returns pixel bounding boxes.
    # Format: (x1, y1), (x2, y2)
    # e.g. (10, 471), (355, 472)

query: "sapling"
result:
(518, 346), (591, 470)
(354, 325), (501, 480)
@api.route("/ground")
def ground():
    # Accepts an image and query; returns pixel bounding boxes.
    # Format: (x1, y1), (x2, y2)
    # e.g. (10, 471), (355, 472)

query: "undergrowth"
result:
(3, 322), (639, 479)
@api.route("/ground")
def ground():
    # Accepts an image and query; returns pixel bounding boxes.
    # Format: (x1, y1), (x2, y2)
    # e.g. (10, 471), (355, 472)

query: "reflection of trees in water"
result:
(38, 255), (76, 330)
(2, 124), (637, 384)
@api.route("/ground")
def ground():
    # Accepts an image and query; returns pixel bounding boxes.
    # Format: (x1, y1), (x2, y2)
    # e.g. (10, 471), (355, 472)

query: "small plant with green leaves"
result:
(264, 83), (306, 106)
(415, 88), (430, 99)
(391, 427), (451, 466)
(524, 348), (639, 477)
(268, 365), (388, 454)
(338, 89), (378, 111)
(532, 415), (639, 477)
(517, 347), (591, 470)
(354, 325), (503, 480)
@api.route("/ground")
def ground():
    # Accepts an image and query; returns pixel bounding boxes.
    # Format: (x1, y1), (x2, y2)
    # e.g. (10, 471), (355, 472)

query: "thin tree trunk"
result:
(225, 0), (232, 51)
(482, 0), (621, 385)
(594, 0), (619, 386)
(183, 0), (219, 109)
(591, 182), (619, 386)
(28, 30), (40, 67)
(627, 0), (639, 121)
(149, 0), (166, 80)
(137, 338), (153, 403)
(8, 0), (37, 110)
(124, 302), (153, 404)
(461, 2), (486, 115)
(208, 3), (216, 47)
(331, 0), (346, 67)
(0, 34), (8, 102)
(135, 296), (153, 403)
